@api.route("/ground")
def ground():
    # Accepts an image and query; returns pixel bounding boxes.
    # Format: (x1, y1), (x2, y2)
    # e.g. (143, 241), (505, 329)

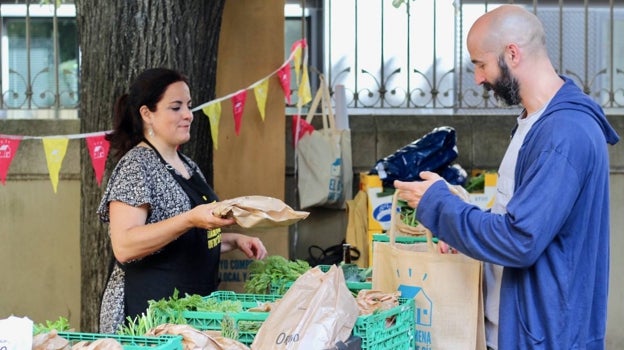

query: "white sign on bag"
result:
(0, 316), (33, 350)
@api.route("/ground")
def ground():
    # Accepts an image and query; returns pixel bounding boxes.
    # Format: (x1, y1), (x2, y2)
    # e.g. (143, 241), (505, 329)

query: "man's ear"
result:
(506, 43), (521, 65)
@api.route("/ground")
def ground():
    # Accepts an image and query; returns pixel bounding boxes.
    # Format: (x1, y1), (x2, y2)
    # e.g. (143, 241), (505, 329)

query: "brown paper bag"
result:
(251, 265), (359, 349)
(372, 190), (486, 350)
(212, 195), (309, 228)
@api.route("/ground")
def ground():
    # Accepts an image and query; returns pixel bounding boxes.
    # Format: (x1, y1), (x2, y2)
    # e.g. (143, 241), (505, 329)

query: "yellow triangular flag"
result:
(292, 44), (302, 85)
(202, 102), (222, 150)
(254, 79), (269, 121)
(42, 137), (69, 193)
(297, 64), (312, 107)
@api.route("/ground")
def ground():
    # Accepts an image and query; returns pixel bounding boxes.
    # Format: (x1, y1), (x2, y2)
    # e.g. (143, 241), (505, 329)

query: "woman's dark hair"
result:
(106, 68), (189, 160)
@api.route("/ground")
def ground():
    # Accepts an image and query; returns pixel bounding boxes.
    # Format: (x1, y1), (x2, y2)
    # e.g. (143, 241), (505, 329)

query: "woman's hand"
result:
(221, 233), (268, 259)
(187, 202), (236, 230)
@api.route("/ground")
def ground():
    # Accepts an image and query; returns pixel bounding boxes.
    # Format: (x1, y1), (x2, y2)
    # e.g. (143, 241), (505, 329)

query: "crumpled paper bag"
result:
(212, 195), (309, 228)
(251, 265), (359, 349)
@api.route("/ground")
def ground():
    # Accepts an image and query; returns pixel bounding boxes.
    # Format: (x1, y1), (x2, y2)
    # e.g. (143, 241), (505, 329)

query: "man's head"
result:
(467, 5), (548, 107)
(483, 54), (521, 106)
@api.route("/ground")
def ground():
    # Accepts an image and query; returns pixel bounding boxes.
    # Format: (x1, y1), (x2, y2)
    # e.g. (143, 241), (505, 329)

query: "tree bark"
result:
(75, 0), (225, 332)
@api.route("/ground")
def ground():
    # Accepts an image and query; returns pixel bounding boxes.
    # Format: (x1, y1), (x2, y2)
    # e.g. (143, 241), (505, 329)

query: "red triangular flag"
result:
(277, 64), (292, 104)
(231, 90), (247, 136)
(0, 136), (22, 185)
(85, 134), (110, 186)
(291, 115), (315, 148)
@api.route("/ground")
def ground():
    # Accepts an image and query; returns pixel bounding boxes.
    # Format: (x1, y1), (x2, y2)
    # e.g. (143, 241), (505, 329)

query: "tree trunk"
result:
(75, 0), (225, 332)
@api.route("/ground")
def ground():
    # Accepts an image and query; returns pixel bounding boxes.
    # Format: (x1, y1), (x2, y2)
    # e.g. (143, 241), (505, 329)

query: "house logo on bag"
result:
(327, 158), (343, 202)
(399, 284), (434, 348)
(398, 285), (432, 326)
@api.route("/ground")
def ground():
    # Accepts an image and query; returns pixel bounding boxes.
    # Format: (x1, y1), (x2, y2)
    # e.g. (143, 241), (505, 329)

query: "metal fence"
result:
(289, 0), (624, 114)
(2, 1), (623, 117)
(0, 1), (77, 118)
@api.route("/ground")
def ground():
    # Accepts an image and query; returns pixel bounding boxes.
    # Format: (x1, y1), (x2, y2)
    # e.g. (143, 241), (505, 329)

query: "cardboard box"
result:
(468, 173), (498, 210)
(359, 173), (394, 232)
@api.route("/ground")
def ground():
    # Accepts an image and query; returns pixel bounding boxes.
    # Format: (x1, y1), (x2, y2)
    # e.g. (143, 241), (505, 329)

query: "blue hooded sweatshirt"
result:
(416, 76), (619, 350)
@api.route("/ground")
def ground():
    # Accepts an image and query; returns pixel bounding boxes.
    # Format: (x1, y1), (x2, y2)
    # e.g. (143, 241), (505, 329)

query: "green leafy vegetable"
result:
(465, 172), (485, 193)
(244, 255), (310, 294)
(221, 315), (238, 340)
(117, 308), (160, 336)
(398, 199), (420, 227)
(33, 316), (71, 335)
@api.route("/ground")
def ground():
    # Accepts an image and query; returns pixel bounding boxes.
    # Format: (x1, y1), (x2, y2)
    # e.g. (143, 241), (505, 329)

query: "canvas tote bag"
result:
(372, 190), (486, 350)
(296, 74), (352, 209)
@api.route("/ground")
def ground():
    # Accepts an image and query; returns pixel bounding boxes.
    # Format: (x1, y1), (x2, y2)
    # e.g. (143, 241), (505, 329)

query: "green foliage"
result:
(465, 172), (486, 193)
(244, 256), (310, 294)
(39, 0), (64, 7)
(392, 0), (408, 8)
(33, 316), (71, 335)
(117, 308), (160, 336)
(398, 199), (419, 227)
(220, 315), (238, 340)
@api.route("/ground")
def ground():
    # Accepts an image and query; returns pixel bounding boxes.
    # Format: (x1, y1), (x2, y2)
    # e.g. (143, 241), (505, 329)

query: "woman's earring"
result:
(148, 126), (154, 137)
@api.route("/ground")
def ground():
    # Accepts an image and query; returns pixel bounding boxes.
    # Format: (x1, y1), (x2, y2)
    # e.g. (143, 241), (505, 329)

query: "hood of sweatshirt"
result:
(543, 76), (620, 145)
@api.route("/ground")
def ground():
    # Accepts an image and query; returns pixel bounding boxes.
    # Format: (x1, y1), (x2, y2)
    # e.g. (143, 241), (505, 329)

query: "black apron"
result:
(122, 141), (221, 319)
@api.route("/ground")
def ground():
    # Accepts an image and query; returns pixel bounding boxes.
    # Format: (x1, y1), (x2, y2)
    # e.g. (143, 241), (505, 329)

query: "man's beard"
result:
(483, 56), (521, 106)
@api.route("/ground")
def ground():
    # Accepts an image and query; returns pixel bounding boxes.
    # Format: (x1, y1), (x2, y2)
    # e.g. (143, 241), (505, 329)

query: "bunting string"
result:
(0, 39), (310, 192)
(0, 130), (111, 140)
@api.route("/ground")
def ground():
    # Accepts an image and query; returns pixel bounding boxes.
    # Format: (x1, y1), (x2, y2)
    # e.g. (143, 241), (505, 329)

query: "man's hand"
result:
(393, 171), (444, 209)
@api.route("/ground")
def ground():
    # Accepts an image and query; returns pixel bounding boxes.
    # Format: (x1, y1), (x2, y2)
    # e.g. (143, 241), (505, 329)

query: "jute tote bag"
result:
(372, 190), (486, 350)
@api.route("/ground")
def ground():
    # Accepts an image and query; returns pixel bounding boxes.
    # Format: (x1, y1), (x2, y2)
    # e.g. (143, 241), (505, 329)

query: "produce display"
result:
(113, 289), (274, 342)
(243, 255), (311, 294)
(29, 256), (413, 350)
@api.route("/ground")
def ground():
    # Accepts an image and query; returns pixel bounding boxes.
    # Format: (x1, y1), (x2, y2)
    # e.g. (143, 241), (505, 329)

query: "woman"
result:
(97, 68), (267, 333)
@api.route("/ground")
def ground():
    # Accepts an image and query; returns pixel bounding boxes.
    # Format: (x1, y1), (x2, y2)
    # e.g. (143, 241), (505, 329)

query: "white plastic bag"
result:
(0, 316), (33, 350)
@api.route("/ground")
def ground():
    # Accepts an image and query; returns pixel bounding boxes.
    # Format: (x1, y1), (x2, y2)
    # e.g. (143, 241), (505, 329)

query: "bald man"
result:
(395, 5), (618, 349)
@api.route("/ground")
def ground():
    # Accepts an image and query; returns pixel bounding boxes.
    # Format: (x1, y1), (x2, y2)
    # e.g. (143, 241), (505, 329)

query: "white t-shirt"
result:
(485, 103), (548, 349)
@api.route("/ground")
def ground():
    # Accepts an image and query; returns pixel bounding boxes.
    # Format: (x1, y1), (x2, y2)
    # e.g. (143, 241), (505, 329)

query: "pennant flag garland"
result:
(231, 90), (247, 136)
(203, 102), (222, 149)
(42, 137), (69, 193)
(85, 134), (110, 186)
(253, 78), (269, 121)
(0, 136), (22, 185)
(1, 38), (313, 191)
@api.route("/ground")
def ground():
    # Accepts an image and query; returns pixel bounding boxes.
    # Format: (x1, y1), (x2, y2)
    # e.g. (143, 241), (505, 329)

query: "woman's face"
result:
(143, 81), (193, 147)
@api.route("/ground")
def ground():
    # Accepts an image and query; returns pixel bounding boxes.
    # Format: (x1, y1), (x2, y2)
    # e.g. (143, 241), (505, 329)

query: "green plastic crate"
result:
(352, 297), (415, 350)
(372, 233), (438, 244)
(319, 264), (372, 291)
(205, 292), (414, 350)
(175, 291), (281, 345)
(56, 332), (183, 350)
(162, 291), (414, 350)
